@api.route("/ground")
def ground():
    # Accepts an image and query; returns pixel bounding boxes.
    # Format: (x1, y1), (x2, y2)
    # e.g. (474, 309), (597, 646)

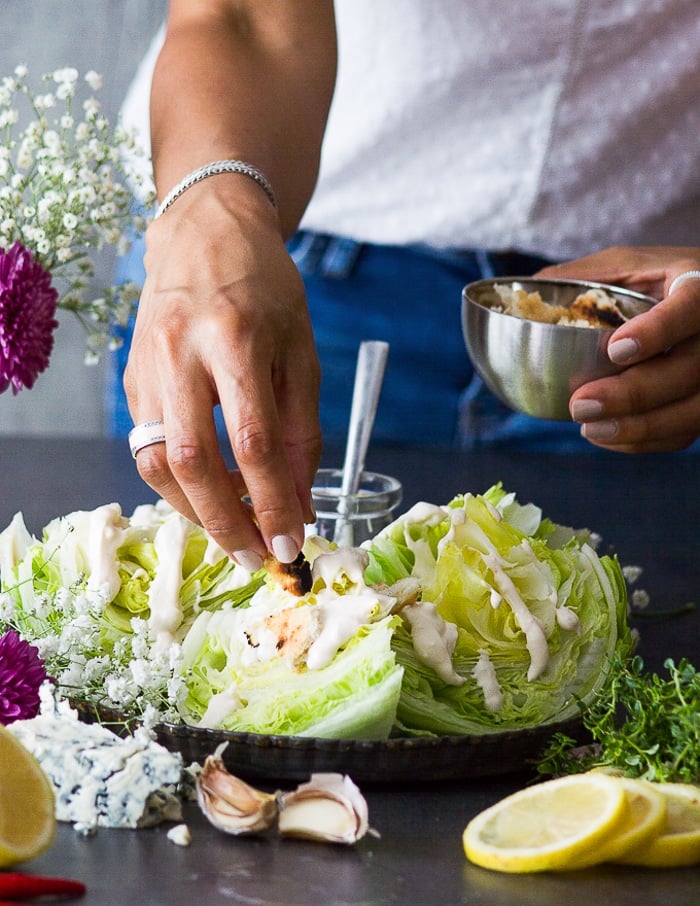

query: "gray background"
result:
(0, 0), (166, 437)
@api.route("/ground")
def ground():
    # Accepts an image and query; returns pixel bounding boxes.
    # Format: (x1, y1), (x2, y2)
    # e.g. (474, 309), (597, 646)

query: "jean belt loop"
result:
(320, 236), (363, 279)
(475, 249), (497, 279)
(289, 231), (330, 276)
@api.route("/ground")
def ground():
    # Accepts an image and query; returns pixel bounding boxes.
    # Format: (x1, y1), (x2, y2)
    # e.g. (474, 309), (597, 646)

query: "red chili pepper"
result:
(0, 872), (86, 900)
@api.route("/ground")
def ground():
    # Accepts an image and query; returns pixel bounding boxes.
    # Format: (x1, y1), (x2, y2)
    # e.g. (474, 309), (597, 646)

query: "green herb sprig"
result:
(537, 655), (700, 784)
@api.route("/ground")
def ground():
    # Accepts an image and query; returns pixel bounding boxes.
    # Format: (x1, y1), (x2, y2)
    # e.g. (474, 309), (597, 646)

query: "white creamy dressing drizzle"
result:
(130, 501), (170, 529)
(311, 547), (369, 588)
(228, 546), (397, 672)
(472, 649), (504, 712)
(482, 552), (550, 681)
(147, 513), (192, 652)
(402, 601), (465, 686)
(85, 503), (127, 603)
(436, 498), (477, 560)
(555, 605), (581, 633)
(400, 502), (447, 525)
(306, 590), (381, 669)
(198, 684), (242, 729)
(387, 502), (448, 581)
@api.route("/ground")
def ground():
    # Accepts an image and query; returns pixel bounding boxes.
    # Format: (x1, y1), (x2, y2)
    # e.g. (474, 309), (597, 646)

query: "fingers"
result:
(604, 276), (700, 366)
(570, 333), (700, 453)
(125, 247), (321, 564)
(536, 245), (698, 299)
(538, 248), (700, 453)
(215, 359), (311, 562)
(128, 329), (267, 562)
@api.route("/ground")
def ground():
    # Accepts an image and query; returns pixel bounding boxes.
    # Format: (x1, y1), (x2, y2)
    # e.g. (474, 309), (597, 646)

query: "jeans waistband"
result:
(288, 230), (553, 280)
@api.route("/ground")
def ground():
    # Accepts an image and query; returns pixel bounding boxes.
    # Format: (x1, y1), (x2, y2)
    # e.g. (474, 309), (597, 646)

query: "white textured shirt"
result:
(122, 0), (700, 260)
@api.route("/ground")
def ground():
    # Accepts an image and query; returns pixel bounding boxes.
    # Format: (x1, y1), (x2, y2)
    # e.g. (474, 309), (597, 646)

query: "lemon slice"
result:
(565, 777), (667, 868)
(0, 725), (56, 867)
(615, 782), (700, 868)
(463, 773), (627, 873)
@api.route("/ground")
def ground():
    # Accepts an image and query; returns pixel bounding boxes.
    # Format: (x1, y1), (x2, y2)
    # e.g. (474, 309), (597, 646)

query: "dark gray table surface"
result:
(1, 437), (698, 905)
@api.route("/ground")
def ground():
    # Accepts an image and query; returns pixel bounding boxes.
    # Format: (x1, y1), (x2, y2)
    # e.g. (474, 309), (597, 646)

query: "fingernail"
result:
(581, 419), (618, 441)
(570, 399), (605, 422)
(607, 337), (639, 364)
(271, 534), (299, 564)
(232, 549), (264, 572)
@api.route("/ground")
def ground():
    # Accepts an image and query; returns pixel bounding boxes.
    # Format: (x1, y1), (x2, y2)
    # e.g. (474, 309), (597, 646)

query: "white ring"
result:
(128, 420), (166, 459)
(668, 270), (700, 296)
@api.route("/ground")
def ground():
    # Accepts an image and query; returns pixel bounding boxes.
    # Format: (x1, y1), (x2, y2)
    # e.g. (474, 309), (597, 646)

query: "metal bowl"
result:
(462, 277), (656, 421)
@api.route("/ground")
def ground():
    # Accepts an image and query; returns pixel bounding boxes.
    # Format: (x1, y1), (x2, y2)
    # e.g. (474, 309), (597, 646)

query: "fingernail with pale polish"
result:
(607, 337), (639, 364)
(271, 534), (299, 564)
(570, 399), (604, 422)
(232, 549), (264, 572)
(581, 419), (618, 441)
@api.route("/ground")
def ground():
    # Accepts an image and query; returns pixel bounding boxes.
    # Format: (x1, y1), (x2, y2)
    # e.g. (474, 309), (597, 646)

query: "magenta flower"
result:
(0, 629), (47, 724)
(0, 241), (59, 394)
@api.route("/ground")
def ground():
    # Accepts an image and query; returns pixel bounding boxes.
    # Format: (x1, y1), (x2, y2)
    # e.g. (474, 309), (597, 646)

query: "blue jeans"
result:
(106, 231), (590, 451)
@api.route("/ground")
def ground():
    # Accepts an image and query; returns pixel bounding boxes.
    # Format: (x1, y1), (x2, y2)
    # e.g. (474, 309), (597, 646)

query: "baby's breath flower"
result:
(53, 67), (79, 85)
(0, 109), (18, 127)
(35, 92), (55, 109)
(84, 70), (103, 91)
(82, 97), (100, 119)
(0, 65), (154, 391)
(33, 634), (60, 660)
(55, 83), (75, 101)
(0, 593), (15, 622)
(631, 588), (651, 610)
(622, 564), (643, 584)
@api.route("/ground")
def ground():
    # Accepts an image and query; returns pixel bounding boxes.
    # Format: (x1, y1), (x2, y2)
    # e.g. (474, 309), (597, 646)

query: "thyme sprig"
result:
(537, 655), (700, 784)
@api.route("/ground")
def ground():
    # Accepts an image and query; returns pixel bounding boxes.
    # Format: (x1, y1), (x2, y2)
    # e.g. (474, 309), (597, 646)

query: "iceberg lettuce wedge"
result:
(181, 609), (403, 739)
(365, 485), (633, 736)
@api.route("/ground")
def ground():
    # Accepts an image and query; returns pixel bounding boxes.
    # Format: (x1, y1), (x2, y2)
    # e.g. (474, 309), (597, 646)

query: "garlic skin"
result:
(196, 744), (277, 835)
(167, 823), (192, 846)
(277, 773), (369, 844)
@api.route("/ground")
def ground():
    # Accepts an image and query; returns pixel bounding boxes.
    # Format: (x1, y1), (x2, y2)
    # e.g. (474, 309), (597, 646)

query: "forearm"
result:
(150, 0), (337, 237)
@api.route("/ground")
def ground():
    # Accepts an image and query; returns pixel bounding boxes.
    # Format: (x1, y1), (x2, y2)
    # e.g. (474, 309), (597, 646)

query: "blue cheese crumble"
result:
(8, 696), (184, 834)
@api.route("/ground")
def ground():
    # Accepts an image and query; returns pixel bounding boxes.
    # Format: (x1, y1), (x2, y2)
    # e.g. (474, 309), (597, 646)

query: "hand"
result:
(537, 246), (700, 453)
(124, 182), (322, 568)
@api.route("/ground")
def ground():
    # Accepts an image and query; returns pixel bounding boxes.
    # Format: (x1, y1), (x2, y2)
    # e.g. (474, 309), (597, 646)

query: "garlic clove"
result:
(196, 744), (277, 835)
(277, 773), (369, 844)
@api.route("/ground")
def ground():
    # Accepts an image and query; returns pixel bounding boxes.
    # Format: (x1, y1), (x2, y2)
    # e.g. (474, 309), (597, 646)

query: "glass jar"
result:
(308, 469), (403, 547)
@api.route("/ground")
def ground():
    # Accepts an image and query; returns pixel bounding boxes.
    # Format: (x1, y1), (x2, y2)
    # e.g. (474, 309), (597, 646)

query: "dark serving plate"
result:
(75, 703), (583, 785)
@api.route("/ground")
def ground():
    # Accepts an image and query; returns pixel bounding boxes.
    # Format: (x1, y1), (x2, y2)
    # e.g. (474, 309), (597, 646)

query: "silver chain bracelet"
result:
(154, 159), (277, 219)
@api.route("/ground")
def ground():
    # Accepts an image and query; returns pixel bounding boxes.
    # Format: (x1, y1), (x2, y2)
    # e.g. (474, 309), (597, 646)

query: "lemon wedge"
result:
(0, 724), (56, 867)
(462, 773), (627, 873)
(565, 777), (667, 868)
(615, 782), (700, 868)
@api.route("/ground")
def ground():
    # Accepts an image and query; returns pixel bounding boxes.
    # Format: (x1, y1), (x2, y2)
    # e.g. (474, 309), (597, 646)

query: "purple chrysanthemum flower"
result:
(0, 629), (48, 724)
(0, 241), (59, 394)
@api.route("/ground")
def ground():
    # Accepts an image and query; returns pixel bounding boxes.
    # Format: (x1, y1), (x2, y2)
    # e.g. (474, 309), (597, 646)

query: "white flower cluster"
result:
(0, 65), (154, 361)
(1, 582), (186, 727)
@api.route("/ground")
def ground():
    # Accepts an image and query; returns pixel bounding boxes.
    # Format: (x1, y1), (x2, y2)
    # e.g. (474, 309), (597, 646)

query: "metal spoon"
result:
(332, 340), (389, 546)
